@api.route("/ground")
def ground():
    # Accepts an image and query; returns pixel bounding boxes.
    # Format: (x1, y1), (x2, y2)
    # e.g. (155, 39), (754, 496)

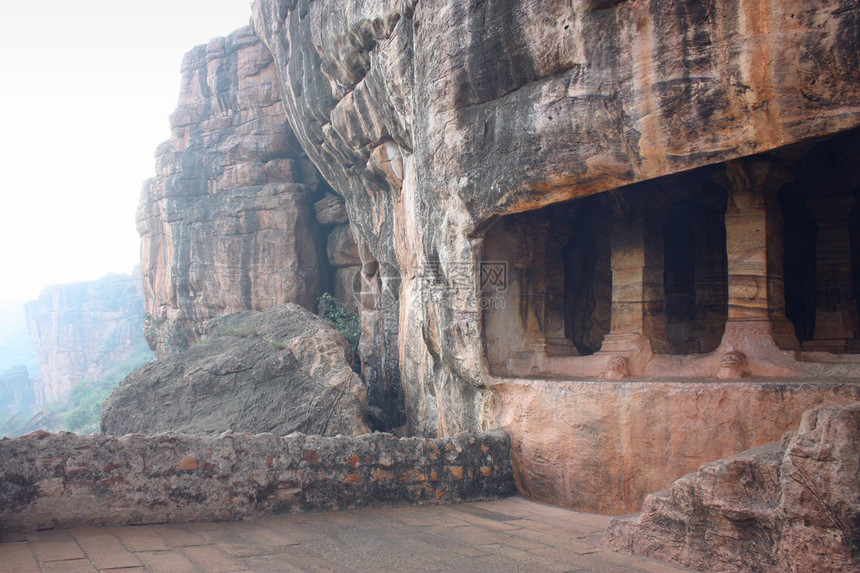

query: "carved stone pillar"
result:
(600, 191), (670, 355)
(804, 194), (859, 350)
(511, 215), (575, 357)
(542, 220), (577, 357)
(720, 158), (799, 350)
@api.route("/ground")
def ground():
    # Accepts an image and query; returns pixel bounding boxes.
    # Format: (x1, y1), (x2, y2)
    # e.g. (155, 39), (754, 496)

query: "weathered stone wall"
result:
(24, 273), (147, 405)
(0, 429), (516, 533)
(605, 402), (860, 572)
(251, 0), (860, 512)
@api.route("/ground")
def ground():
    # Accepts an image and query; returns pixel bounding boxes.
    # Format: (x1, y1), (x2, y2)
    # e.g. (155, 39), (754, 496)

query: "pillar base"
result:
(719, 319), (802, 376)
(598, 332), (649, 354)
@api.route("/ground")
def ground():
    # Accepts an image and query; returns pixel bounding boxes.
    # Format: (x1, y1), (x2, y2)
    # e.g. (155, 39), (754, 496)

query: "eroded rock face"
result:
(605, 401), (860, 572)
(251, 0), (860, 511)
(24, 273), (147, 404)
(101, 304), (370, 437)
(137, 26), (329, 354)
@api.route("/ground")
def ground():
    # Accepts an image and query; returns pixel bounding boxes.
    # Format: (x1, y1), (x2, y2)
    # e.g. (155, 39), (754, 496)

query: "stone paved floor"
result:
(0, 497), (689, 572)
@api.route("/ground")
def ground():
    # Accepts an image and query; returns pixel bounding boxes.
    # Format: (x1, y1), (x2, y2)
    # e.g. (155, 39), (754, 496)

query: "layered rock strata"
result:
(138, 26), (331, 354)
(102, 304), (369, 437)
(138, 23), (404, 428)
(24, 273), (147, 404)
(252, 0), (860, 512)
(0, 429), (517, 532)
(605, 402), (860, 573)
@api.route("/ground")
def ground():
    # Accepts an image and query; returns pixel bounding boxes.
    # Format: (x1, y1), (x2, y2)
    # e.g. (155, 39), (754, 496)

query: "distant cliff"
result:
(24, 272), (147, 404)
(0, 365), (36, 421)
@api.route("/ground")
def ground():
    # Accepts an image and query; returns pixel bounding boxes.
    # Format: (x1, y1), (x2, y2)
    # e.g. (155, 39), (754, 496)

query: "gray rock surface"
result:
(101, 304), (370, 437)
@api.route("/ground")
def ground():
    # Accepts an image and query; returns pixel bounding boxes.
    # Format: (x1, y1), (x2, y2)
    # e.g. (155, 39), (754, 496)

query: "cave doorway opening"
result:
(778, 128), (860, 354)
(481, 170), (729, 377)
(559, 199), (613, 356)
(661, 195), (728, 355)
(482, 194), (614, 376)
(782, 195), (818, 344)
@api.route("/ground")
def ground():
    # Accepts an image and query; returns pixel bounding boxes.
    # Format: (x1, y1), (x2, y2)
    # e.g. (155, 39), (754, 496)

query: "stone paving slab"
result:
(70, 527), (143, 570)
(0, 497), (691, 572)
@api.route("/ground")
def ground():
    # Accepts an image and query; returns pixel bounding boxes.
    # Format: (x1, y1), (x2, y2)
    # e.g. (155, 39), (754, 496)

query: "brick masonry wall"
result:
(0, 430), (517, 532)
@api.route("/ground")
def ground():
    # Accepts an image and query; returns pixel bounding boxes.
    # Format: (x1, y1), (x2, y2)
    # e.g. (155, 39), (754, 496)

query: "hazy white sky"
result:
(0, 1), (254, 303)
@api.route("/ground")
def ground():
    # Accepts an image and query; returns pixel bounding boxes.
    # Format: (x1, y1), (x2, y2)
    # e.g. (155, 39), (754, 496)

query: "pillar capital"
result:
(718, 158), (794, 213)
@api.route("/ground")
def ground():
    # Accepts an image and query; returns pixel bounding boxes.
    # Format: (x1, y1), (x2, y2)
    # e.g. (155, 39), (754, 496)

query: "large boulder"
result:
(605, 401), (860, 572)
(101, 304), (370, 437)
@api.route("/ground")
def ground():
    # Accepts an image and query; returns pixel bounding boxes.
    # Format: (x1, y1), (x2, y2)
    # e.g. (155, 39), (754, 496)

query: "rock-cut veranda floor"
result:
(0, 497), (690, 572)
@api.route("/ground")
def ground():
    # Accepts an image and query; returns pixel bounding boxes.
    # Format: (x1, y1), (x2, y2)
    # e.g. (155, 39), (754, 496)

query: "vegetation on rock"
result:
(0, 341), (153, 437)
(217, 321), (260, 338)
(317, 292), (361, 359)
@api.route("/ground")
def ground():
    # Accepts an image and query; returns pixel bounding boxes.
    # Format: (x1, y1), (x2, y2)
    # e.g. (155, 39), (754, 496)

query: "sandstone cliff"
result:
(24, 273), (147, 404)
(251, 0), (860, 512)
(138, 26), (363, 356)
(252, 0), (860, 431)
(137, 24), (393, 427)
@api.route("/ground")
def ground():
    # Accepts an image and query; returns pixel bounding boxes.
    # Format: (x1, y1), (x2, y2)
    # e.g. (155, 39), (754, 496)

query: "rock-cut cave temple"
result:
(1, 1), (858, 571)
(132, 0), (860, 515)
(484, 128), (860, 379)
(125, 0), (860, 569)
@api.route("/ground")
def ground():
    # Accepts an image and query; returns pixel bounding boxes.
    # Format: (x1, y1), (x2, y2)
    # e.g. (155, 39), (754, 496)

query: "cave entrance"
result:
(779, 129), (860, 353)
(561, 204), (612, 356)
(481, 194), (613, 376)
(482, 128), (860, 378)
(660, 191), (728, 355)
(482, 171), (729, 378)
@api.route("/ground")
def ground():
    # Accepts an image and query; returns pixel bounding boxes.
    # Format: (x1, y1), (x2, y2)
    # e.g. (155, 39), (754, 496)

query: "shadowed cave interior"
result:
(483, 127), (860, 378)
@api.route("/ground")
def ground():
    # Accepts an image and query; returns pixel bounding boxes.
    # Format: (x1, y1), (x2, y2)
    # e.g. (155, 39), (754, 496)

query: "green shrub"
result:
(317, 293), (361, 360)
